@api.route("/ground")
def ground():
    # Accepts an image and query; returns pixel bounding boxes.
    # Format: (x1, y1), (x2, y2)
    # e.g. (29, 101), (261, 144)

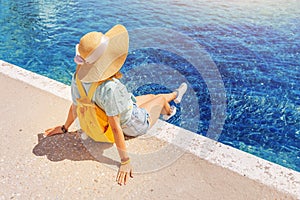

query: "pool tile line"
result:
(1, 60), (299, 198)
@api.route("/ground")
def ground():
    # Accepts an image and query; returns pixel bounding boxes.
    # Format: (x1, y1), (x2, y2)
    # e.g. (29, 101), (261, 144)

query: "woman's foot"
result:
(162, 105), (177, 120)
(174, 83), (188, 104)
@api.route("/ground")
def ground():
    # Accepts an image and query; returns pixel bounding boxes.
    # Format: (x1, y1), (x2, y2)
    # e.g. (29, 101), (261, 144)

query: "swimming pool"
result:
(1, 0), (299, 172)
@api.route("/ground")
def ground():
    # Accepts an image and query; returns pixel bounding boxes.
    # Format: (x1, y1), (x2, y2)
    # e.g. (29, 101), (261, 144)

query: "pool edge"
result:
(1, 60), (299, 198)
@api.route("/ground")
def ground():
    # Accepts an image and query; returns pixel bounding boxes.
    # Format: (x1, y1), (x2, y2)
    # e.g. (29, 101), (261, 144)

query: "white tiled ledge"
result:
(1, 60), (299, 198)
(0, 60), (71, 101)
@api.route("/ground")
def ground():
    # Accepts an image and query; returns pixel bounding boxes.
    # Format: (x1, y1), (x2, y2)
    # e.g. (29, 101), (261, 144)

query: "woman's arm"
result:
(108, 115), (133, 185)
(45, 104), (77, 136)
(64, 104), (77, 129)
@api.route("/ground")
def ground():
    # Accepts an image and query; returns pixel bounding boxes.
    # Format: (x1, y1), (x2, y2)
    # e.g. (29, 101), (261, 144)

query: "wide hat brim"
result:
(77, 24), (129, 83)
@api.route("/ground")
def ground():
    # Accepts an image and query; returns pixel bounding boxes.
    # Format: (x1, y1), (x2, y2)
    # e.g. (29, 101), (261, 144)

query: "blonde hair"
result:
(112, 71), (123, 79)
(100, 71), (123, 83)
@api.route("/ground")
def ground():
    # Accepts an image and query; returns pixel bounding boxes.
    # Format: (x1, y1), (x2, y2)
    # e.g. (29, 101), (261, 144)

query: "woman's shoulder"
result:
(95, 78), (129, 106)
(101, 78), (124, 90)
(96, 78), (127, 99)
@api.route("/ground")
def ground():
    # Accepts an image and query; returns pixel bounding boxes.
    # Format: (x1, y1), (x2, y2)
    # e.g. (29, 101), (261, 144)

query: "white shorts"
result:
(121, 104), (150, 137)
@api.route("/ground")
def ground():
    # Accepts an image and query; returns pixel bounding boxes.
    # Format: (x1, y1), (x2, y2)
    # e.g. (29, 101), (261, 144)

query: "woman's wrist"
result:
(61, 125), (68, 133)
(121, 157), (130, 162)
(121, 157), (130, 165)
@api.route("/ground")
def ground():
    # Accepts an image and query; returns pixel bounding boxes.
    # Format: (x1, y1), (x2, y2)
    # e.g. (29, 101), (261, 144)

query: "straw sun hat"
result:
(74, 24), (129, 83)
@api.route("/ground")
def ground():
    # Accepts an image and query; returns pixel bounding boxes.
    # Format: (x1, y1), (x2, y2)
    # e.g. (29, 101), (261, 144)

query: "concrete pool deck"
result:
(0, 60), (299, 199)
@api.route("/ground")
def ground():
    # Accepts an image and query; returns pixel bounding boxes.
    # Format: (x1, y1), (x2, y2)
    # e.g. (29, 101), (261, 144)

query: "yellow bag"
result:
(75, 75), (115, 143)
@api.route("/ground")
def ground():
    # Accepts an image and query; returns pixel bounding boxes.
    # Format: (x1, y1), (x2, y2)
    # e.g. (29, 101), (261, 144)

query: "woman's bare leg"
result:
(136, 92), (177, 107)
(134, 83), (187, 128)
(158, 92), (177, 102)
(135, 94), (155, 107)
(138, 95), (172, 128)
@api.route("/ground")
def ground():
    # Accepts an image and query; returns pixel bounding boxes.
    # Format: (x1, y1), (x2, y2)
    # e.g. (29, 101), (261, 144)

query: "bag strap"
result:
(75, 74), (100, 100)
(76, 73), (87, 98)
(75, 74), (112, 100)
(87, 81), (100, 100)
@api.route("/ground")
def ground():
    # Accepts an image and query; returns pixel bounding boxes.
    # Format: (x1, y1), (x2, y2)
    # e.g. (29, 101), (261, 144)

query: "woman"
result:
(45, 24), (187, 185)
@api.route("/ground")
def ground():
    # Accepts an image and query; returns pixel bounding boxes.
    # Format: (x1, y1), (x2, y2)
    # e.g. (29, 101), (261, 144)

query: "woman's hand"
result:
(116, 162), (133, 185)
(44, 126), (64, 137)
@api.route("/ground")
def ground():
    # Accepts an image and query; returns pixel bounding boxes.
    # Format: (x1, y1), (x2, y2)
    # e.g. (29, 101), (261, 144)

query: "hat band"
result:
(74, 35), (109, 65)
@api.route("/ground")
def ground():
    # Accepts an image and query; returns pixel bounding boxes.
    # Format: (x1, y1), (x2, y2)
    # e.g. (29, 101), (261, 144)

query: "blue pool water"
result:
(1, 0), (299, 171)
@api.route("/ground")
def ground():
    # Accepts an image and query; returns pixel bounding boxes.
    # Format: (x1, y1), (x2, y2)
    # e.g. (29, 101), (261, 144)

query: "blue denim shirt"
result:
(71, 74), (136, 125)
